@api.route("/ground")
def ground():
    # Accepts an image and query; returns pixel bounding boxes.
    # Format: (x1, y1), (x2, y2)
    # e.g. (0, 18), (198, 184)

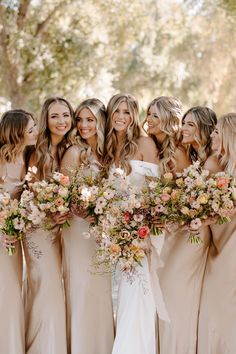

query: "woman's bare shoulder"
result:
(203, 155), (223, 174)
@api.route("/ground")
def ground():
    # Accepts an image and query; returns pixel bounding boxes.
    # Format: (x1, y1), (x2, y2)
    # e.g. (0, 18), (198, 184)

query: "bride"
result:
(104, 93), (169, 354)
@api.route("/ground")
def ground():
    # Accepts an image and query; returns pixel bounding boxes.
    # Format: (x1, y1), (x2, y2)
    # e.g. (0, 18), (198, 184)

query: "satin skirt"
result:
(24, 228), (67, 354)
(157, 227), (210, 354)
(62, 216), (114, 354)
(0, 242), (24, 354)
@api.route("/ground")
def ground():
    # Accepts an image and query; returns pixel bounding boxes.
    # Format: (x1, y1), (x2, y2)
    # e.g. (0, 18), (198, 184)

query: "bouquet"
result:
(0, 189), (44, 255)
(24, 167), (71, 230)
(87, 168), (153, 276)
(143, 172), (180, 236)
(173, 162), (236, 243)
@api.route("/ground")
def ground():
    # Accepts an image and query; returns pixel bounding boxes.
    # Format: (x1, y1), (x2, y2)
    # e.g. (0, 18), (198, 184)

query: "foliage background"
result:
(0, 0), (236, 117)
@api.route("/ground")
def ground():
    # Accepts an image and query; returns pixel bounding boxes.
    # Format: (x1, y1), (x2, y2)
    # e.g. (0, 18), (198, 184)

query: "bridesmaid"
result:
(24, 97), (74, 354)
(147, 103), (216, 354)
(0, 109), (38, 354)
(61, 98), (114, 354)
(104, 93), (168, 354)
(198, 113), (236, 354)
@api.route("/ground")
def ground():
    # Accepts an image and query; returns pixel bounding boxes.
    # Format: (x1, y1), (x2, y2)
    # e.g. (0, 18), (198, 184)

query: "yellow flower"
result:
(197, 194), (209, 204)
(181, 206), (190, 215)
(163, 172), (173, 181)
(176, 178), (184, 187)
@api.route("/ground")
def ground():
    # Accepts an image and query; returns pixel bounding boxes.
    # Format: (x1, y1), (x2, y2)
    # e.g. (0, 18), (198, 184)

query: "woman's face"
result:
(76, 107), (97, 141)
(146, 104), (162, 136)
(211, 125), (221, 151)
(182, 113), (199, 145)
(112, 101), (132, 132)
(47, 102), (72, 139)
(24, 117), (38, 146)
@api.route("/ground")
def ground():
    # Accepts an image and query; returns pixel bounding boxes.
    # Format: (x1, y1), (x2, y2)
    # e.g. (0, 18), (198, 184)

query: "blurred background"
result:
(0, 0), (236, 117)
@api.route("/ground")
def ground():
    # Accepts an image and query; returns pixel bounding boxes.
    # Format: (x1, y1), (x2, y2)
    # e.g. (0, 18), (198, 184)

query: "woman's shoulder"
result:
(203, 154), (223, 174)
(136, 136), (159, 163)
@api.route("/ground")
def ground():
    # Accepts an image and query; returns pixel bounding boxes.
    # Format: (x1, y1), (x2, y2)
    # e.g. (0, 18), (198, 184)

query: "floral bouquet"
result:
(0, 189), (44, 255)
(173, 162), (236, 243)
(143, 172), (181, 236)
(24, 167), (71, 230)
(87, 168), (154, 276)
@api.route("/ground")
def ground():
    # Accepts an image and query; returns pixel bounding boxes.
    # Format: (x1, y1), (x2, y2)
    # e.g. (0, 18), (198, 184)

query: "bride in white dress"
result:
(104, 93), (169, 354)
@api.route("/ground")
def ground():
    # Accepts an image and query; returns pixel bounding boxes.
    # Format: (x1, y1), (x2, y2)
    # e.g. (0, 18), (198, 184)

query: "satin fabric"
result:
(0, 162), (24, 354)
(198, 219), (236, 354)
(112, 160), (167, 354)
(62, 216), (114, 354)
(24, 228), (67, 354)
(157, 226), (210, 354)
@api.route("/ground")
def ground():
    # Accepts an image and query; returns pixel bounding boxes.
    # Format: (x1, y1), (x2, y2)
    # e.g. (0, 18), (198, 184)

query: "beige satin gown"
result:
(198, 219), (236, 354)
(0, 162), (24, 354)
(24, 168), (67, 353)
(157, 227), (211, 354)
(62, 214), (114, 354)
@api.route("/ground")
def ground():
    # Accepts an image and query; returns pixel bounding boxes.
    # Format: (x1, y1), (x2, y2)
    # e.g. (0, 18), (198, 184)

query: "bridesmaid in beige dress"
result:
(61, 98), (114, 354)
(145, 102), (216, 353)
(24, 97), (74, 354)
(0, 109), (38, 354)
(198, 113), (236, 354)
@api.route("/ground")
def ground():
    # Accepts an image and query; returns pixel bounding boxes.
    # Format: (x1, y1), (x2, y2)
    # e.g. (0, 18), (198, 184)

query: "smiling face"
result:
(24, 116), (38, 146)
(112, 101), (132, 132)
(211, 125), (221, 151)
(146, 104), (162, 135)
(76, 107), (97, 142)
(182, 113), (199, 145)
(47, 102), (72, 141)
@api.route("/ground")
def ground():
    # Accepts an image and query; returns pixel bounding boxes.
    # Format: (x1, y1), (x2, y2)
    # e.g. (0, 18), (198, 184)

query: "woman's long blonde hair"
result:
(104, 93), (141, 174)
(144, 96), (182, 173)
(182, 106), (217, 164)
(0, 109), (34, 163)
(216, 113), (236, 176)
(72, 98), (106, 165)
(34, 97), (75, 179)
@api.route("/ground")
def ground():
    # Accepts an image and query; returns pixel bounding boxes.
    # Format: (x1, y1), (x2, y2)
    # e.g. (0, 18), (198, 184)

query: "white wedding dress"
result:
(112, 160), (169, 354)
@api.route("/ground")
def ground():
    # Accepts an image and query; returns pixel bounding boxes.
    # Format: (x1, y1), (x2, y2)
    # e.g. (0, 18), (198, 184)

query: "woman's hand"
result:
(52, 211), (72, 225)
(70, 204), (96, 224)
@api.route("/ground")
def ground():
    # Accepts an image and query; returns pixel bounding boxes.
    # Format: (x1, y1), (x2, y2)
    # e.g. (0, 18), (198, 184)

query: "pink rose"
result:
(123, 211), (131, 222)
(161, 193), (171, 202)
(60, 175), (70, 186)
(138, 226), (150, 239)
(216, 177), (229, 189)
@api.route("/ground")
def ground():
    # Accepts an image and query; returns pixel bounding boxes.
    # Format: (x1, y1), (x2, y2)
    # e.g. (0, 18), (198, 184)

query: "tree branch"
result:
(17, 0), (31, 30)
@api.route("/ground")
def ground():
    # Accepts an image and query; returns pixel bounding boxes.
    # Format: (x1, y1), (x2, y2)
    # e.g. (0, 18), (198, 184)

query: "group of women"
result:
(0, 93), (235, 354)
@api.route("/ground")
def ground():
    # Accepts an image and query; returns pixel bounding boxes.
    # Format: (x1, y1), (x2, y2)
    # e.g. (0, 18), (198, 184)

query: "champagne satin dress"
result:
(24, 167), (67, 353)
(0, 162), (24, 354)
(62, 163), (114, 354)
(197, 219), (236, 354)
(157, 226), (211, 354)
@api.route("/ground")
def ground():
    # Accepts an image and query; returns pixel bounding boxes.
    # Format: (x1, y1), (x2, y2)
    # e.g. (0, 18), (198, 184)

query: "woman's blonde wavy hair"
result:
(71, 98), (106, 165)
(104, 93), (142, 174)
(0, 109), (34, 163)
(34, 97), (75, 179)
(144, 96), (182, 173)
(182, 106), (217, 164)
(216, 113), (236, 176)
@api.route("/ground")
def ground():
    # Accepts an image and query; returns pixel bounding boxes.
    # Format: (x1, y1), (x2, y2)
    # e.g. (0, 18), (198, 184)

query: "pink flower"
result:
(190, 218), (202, 230)
(216, 177), (229, 189)
(138, 225), (150, 239)
(155, 204), (165, 213)
(161, 193), (171, 202)
(123, 211), (131, 222)
(60, 175), (70, 186)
